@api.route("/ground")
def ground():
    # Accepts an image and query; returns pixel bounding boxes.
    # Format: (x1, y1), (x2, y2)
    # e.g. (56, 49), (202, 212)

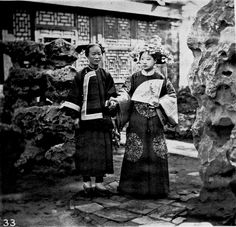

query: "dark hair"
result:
(75, 43), (105, 56)
(139, 51), (166, 64)
(84, 43), (105, 57)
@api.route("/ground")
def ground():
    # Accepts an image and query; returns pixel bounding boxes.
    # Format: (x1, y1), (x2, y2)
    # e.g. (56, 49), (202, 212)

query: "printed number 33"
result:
(2, 219), (16, 227)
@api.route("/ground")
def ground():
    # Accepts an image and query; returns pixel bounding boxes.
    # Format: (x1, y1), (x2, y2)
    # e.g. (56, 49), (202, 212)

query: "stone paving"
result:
(63, 140), (215, 227)
(68, 188), (204, 226)
(1, 139), (221, 227)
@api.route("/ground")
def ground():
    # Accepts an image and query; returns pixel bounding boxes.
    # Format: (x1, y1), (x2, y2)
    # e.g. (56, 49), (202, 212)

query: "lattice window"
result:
(118, 18), (131, 39)
(57, 12), (74, 26)
(104, 50), (132, 83)
(104, 16), (118, 39)
(137, 20), (148, 41)
(105, 39), (131, 48)
(35, 29), (77, 45)
(77, 15), (90, 43)
(103, 17), (132, 82)
(13, 10), (31, 40)
(36, 11), (74, 27)
(148, 21), (160, 37)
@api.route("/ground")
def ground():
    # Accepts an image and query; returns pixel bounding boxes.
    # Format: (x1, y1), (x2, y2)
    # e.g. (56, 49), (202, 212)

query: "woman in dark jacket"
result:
(61, 43), (117, 195)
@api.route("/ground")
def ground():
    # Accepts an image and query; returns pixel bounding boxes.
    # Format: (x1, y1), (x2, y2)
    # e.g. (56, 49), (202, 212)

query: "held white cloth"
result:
(131, 79), (164, 106)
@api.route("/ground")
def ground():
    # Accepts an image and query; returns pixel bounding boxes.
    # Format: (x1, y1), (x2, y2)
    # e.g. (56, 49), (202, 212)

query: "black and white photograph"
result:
(0, 0), (235, 226)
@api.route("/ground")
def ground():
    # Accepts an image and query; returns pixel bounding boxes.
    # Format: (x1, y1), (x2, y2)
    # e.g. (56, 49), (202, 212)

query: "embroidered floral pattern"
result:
(125, 132), (143, 162)
(153, 135), (168, 159)
(135, 102), (158, 118)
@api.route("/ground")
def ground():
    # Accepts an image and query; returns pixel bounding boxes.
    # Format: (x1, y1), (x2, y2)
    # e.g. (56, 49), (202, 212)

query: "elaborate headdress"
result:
(129, 35), (173, 64)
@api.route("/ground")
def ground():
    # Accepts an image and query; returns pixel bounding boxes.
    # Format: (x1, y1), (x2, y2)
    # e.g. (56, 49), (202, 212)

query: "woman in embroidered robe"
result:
(114, 45), (177, 198)
(61, 43), (117, 194)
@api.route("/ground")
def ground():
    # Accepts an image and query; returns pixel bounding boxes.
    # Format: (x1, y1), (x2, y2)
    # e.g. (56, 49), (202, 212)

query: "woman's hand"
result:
(108, 97), (118, 106)
(109, 100), (118, 107)
(105, 98), (119, 117)
(105, 98), (118, 108)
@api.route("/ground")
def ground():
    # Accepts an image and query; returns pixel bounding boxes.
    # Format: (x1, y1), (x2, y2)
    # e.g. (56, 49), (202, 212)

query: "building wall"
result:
(0, 3), (180, 89)
(13, 9), (32, 40)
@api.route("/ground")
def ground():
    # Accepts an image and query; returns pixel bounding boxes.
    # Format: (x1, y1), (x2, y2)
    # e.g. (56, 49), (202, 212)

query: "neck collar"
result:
(142, 69), (155, 76)
(88, 64), (99, 71)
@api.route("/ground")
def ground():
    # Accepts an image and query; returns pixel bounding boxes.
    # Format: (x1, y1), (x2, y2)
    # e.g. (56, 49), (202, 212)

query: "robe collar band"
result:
(142, 69), (155, 76)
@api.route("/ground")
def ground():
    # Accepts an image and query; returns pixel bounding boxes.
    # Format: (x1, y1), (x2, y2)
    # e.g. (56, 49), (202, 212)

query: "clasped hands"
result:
(73, 98), (118, 126)
(105, 98), (119, 117)
(106, 97), (118, 109)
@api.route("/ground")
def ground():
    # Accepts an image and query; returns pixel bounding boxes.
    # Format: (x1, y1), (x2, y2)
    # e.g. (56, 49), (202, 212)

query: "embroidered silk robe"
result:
(118, 70), (177, 198)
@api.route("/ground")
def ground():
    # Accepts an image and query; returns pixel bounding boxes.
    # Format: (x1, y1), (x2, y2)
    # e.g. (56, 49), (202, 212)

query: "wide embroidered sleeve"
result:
(159, 78), (178, 126)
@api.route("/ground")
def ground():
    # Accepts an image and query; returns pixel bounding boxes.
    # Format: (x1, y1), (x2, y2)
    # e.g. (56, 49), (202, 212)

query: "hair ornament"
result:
(129, 35), (174, 64)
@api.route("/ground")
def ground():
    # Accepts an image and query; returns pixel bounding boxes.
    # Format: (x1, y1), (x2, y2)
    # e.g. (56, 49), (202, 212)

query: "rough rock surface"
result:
(187, 0), (236, 219)
(0, 40), (45, 68)
(177, 87), (198, 115)
(1, 39), (79, 170)
(12, 105), (75, 168)
(44, 38), (78, 68)
(0, 123), (25, 193)
(2, 67), (51, 122)
(45, 65), (77, 103)
(2, 65), (77, 123)
(166, 86), (198, 140)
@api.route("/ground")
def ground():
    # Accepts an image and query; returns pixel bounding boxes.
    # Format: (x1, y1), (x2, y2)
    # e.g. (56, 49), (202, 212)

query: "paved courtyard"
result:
(1, 139), (220, 227)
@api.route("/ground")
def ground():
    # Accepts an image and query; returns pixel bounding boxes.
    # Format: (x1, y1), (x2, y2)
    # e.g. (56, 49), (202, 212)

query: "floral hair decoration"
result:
(130, 35), (173, 64)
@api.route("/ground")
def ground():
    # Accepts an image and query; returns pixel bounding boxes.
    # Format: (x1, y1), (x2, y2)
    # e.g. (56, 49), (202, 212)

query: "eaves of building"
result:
(11, 0), (182, 20)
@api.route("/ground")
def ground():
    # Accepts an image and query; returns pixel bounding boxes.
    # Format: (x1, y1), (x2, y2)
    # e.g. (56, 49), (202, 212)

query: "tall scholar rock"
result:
(1, 39), (79, 173)
(187, 0), (236, 219)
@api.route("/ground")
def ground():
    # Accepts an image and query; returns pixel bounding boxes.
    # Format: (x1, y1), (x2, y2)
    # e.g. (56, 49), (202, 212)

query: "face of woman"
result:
(87, 45), (103, 67)
(140, 52), (155, 71)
